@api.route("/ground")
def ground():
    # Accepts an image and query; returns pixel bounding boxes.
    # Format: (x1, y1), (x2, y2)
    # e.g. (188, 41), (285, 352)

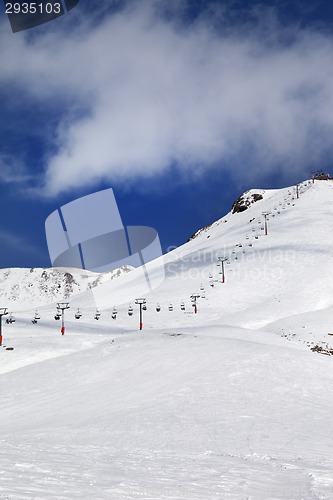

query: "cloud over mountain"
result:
(2, 1), (333, 195)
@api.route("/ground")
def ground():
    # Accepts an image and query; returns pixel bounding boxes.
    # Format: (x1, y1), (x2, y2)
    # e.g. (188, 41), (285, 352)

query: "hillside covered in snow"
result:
(1, 179), (333, 499)
(0, 265), (133, 311)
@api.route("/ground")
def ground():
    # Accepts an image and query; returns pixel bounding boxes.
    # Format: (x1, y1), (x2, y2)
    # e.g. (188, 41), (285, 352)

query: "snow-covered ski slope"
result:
(1, 179), (333, 499)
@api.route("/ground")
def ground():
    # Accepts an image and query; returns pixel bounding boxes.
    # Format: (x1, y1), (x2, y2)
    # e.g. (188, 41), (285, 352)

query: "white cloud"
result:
(0, 156), (33, 184)
(1, 2), (333, 195)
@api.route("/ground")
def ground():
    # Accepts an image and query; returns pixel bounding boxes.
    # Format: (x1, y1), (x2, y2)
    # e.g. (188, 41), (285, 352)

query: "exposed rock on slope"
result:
(231, 191), (264, 213)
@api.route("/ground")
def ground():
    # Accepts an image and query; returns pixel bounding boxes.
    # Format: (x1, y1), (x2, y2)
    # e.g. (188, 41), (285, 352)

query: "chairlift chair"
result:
(75, 308), (82, 320)
(94, 309), (101, 320)
(168, 303), (173, 312)
(32, 310), (39, 324)
(128, 304), (133, 316)
(156, 303), (161, 312)
(180, 301), (185, 311)
(142, 304), (147, 311)
(5, 316), (12, 324)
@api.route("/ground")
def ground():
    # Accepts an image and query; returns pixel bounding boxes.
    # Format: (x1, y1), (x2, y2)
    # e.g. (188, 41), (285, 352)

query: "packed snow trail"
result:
(1, 180), (333, 498)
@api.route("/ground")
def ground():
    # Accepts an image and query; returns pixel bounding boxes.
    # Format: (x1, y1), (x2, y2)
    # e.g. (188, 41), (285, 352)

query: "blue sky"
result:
(1, 0), (333, 268)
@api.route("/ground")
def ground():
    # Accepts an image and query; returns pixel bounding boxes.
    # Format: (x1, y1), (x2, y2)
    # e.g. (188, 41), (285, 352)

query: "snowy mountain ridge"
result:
(0, 265), (133, 311)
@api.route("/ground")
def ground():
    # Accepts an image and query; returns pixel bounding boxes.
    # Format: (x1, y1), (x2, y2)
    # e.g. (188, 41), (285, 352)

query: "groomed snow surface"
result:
(1, 180), (333, 499)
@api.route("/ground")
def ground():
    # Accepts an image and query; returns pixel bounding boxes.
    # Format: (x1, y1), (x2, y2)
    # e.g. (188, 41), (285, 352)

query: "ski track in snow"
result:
(1, 180), (333, 499)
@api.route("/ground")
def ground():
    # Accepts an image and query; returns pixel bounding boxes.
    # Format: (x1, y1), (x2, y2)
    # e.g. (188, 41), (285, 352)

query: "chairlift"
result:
(169, 303), (173, 312)
(111, 312), (117, 320)
(32, 310), (40, 323)
(180, 301), (185, 311)
(200, 284), (204, 291)
(128, 304), (133, 316)
(75, 308), (82, 320)
(142, 303), (147, 311)
(209, 273), (213, 279)
(156, 303), (161, 312)
(94, 309), (101, 320)
(209, 280), (214, 287)
(6, 313), (15, 324)
(54, 313), (61, 320)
